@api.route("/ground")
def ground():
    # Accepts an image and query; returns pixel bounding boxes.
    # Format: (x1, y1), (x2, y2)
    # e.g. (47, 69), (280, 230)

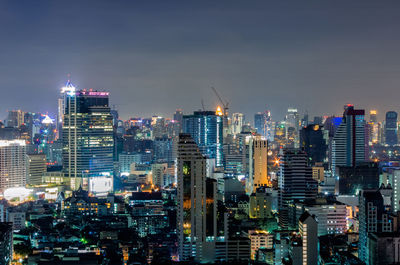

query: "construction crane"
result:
(211, 86), (229, 116)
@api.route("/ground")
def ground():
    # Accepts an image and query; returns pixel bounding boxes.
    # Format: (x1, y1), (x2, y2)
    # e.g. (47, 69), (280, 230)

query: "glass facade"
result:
(62, 90), (114, 181)
(183, 111), (223, 167)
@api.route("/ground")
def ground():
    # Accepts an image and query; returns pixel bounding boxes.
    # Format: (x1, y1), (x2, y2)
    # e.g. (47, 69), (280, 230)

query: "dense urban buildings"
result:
(2, 2), (400, 264)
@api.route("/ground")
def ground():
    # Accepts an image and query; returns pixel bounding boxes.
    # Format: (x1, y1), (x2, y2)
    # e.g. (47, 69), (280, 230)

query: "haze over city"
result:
(1, 0), (400, 120)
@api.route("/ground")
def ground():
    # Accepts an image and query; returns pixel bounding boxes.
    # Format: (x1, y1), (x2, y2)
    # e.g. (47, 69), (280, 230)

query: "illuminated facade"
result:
(299, 211), (318, 265)
(332, 105), (367, 169)
(231, 113), (244, 135)
(183, 110), (223, 167)
(0, 140), (26, 190)
(62, 88), (114, 190)
(177, 134), (216, 262)
(251, 136), (269, 192)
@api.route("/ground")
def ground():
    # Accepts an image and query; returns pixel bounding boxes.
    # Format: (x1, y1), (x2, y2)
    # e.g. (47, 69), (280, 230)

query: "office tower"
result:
(177, 134), (216, 262)
(251, 136), (268, 193)
(278, 149), (318, 228)
(183, 110), (223, 167)
(385, 111), (398, 146)
(153, 136), (174, 163)
(370, 110), (377, 123)
(0, 140), (26, 190)
(26, 153), (46, 185)
(300, 124), (328, 166)
(368, 110), (380, 145)
(254, 111), (273, 141)
(285, 108), (300, 148)
(299, 211), (318, 265)
(0, 222), (13, 265)
(6, 110), (25, 128)
(174, 109), (183, 125)
(332, 105), (367, 169)
(231, 113), (244, 135)
(62, 88), (114, 191)
(359, 190), (392, 264)
(152, 116), (167, 139)
(58, 80), (76, 141)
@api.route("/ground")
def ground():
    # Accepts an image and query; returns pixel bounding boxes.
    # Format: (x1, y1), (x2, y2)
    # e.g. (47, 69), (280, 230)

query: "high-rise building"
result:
(62, 88), (114, 191)
(332, 105), (367, 170)
(177, 134), (216, 262)
(6, 110), (25, 128)
(278, 149), (318, 228)
(299, 211), (318, 265)
(358, 189), (392, 264)
(26, 153), (46, 185)
(285, 108), (300, 148)
(254, 111), (273, 141)
(251, 136), (268, 193)
(0, 140), (26, 190)
(385, 111), (398, 146)
(368, 110), (380, 145)
(183, 110), (223, 167)
(231, 113), (244, 135)
(300, 124), (328, 166)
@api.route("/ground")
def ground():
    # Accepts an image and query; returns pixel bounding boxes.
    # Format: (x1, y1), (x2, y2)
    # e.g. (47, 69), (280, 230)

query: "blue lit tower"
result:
(332, 104), (367, 169)
(62, 87), (114, 191)
(183, 110), (223, 167)
(385, 111), (398, 146)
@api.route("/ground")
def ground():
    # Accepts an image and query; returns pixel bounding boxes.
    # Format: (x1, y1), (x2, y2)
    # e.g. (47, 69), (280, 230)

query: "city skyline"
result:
(2, 1), (400, 120)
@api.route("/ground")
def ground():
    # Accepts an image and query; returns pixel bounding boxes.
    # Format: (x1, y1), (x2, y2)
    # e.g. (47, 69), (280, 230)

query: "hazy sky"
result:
(1, 0), (400, 122)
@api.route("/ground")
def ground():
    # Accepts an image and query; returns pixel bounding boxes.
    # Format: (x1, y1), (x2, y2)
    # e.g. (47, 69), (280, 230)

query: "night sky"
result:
(1, 0), (400, 121)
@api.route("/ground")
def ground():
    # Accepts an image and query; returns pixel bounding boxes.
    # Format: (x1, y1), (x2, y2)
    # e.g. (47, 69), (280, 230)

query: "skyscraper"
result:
(299, 211), (318, 265)
(285, 108), (300, 148)
(358, 189), (391, 264)
(177, 134), (216, 262)
(254, 111), (273, 141)
(183, 110), (223, 167)
(300, 124), (328, 166)
(278, 149), (318, 228)
(332, 105), (367, 169)
(62, 88), (114, 191)
(0, 140), (26, 190)
(385, 111), (398, 146)
(231, 113), (244, 135)
(251, 136), (269, 193)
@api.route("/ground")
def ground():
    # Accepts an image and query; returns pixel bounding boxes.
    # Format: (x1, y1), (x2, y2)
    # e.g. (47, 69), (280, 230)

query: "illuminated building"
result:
(249, 187), (273, 219)
(274, 121), (286, 146)
(385, 111), (398, 146)
(26, 153), (46, 185)
(231, 113), (244, 135)
(183, 110), (223, 167)
(6, 110), (25, 128)
(251, 136), (269, 192)
(299, 211), (318, 265)
(368, 110), (380, 145)
(278, 149), (317, 229)
(254, 111), (273, 141)
(300, 124), (328, 166)
(62, 88), (114, 191)
(248, 230), (273, 260)
(358, 189), (393, 264)
(177, 134), (217, 262)
(332, 105), (367, 169)
(285, 108), (300, 148)
(0, 140), (26, 190)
